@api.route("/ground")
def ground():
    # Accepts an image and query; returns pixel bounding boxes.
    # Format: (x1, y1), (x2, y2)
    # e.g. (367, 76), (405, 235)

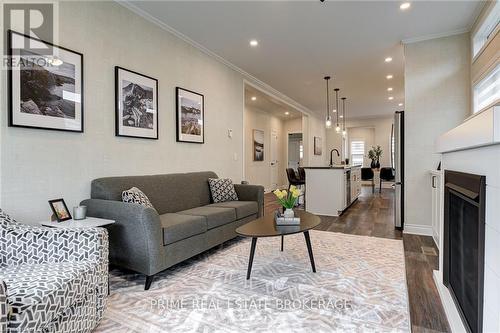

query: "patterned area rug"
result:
(96, 231), (410, 332)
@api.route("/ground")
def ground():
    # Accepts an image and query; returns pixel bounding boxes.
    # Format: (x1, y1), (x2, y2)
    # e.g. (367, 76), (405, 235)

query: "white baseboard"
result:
(432, 270), (467, 333)
(403, 223), (433, 236)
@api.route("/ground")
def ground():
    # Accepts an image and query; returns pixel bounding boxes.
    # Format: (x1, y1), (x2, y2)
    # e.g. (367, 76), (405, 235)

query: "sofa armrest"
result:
(80, 199), (162, 276)
(0, 279), (7, 333)
(234, 184), (265, 217)
(0, 225), (108, 267)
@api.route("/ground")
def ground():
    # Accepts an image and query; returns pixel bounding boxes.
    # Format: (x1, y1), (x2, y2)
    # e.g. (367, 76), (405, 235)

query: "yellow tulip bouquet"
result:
(273, 185), (301, 209)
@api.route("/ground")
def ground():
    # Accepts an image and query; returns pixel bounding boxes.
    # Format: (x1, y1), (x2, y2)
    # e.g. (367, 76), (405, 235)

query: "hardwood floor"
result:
(264, 187), (450, 332)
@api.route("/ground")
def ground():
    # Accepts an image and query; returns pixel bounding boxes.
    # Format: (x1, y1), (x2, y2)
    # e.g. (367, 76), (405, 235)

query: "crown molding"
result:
(401, 28), (470, 44)
(116, 0), (313, 116)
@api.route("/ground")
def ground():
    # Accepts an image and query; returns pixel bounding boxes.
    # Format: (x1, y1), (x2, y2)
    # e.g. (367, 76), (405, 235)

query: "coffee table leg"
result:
(247, 237), (258, 280)
(281, 235), (284, 252)
(303, 231), (316, 273)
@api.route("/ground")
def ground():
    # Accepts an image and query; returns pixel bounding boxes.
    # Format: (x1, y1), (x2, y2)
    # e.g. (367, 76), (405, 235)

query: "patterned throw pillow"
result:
(122, 187), (155, 209)
(208, 178), (239, 203)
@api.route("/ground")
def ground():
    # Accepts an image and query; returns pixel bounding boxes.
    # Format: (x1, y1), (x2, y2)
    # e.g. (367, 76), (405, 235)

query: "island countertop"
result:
(303, 165), (361, 170)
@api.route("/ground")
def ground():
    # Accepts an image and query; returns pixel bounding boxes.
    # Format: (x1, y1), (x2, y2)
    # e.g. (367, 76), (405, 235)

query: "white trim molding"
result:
(403, 223), (433, 236)
(433, 270), (468, 333)
(402, 28), (470, 45)
(117, 0), (313, 116)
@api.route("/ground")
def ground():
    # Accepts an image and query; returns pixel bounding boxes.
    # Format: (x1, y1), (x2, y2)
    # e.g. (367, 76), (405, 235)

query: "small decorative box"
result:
(274, 211), (301, 226)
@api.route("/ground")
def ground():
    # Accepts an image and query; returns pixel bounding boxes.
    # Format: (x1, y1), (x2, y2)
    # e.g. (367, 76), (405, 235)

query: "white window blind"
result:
(473, 63), (500, 113)
(351, 140), (365, 166)
(472, 1), (499, 58)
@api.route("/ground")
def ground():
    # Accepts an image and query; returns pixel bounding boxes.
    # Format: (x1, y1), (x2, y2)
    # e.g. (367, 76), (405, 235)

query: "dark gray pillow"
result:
(208, 178), (238, 203)
(122, 187), (154, 209)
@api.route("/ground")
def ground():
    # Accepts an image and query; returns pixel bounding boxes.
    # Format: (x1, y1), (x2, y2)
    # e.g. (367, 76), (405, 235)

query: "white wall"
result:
(326, 116), (393, 166)
(244, 106), (288, 190)
(0, 1), (248, 222)
(404, 33), (470, 234)
(303, 115), (328, 167)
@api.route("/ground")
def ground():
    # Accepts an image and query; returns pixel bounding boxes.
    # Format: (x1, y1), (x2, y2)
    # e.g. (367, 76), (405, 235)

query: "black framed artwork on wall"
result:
(115, 66), (158, 139)
(176, 87), (204, 144)
(8, 30), (84, 132)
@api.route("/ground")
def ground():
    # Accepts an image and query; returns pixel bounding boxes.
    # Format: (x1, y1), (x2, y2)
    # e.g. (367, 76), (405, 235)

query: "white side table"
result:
(38, 217), (115, 228)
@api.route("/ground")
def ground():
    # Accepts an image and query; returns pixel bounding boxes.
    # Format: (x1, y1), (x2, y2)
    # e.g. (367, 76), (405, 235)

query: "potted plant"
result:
(368, 145), (383, 169)
(273, 186), (301, 218)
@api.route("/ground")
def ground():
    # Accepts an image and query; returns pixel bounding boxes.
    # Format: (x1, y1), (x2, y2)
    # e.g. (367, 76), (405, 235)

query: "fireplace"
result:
(443, 170), (486, 333)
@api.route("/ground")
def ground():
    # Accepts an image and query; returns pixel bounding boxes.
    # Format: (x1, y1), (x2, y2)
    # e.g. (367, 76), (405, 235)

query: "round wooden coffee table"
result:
(236, 210), (321, 279)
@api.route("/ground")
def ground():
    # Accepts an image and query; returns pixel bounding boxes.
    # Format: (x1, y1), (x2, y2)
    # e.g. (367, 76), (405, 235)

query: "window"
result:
(472, 1), (499, 58)
(473, 63), (500, 113)
(351, 140), (365, 166)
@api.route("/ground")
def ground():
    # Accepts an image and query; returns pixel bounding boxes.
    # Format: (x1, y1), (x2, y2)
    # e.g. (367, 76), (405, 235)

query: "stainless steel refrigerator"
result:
(394, 111), (404, 229)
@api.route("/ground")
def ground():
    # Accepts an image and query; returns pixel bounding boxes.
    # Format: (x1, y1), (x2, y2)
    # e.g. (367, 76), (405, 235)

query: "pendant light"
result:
(341, 97), (347, 136)
(324, 76), (332, 129)
(334, 88), (340, 133)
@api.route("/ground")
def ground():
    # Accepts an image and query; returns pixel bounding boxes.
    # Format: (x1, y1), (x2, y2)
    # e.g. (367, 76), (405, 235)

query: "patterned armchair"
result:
(0, 209), (108, 333)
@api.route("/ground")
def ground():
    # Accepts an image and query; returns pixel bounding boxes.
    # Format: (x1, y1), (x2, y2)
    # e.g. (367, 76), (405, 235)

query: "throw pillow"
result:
(208, 178), (239, 203)
(122, 187), (155, 209)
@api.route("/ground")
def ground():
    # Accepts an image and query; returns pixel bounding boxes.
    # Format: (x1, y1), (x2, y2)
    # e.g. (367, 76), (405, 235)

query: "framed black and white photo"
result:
(176, 87), (204, 143)
(253, 129), (264, 161)
(48, 198), (72, 222)
(115, 66), (158, 139)
(8, 30), (84, 132)
(314, 136), (322, 155)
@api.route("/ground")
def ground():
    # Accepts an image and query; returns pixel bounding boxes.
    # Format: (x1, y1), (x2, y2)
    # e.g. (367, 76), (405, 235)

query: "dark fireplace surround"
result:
(443, 170), (486, 333)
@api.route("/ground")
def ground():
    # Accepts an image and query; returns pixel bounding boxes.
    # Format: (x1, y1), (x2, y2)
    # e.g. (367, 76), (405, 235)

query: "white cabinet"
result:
(351, 167), (361, 201)
(430, 170), (442, 247)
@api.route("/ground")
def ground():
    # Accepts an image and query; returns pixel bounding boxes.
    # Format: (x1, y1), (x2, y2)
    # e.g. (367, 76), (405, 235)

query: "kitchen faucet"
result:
(330, 149), (340, 167)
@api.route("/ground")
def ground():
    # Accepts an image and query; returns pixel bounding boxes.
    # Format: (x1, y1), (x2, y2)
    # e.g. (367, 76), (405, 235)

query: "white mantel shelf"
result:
(435, 105), (500, 153)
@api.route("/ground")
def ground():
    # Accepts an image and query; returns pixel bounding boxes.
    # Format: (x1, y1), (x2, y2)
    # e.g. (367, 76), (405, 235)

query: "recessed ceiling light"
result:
(339, 115), (344, 118)
(400, 2), (411, 10)
(332, 109), (337, 113)
(284, 111), (290, 115)
(388, 96), (394, 100)
(398, 103), (404, 106)
(387, 87), (393, 91)
(249, 39), (259, 47)
(251, 96), (257, 101)
(386, 74), (393, 79)
(385, 57), (393, 63)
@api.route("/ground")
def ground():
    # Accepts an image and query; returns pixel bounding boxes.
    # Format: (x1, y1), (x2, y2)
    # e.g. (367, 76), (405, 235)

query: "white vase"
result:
(284, 208), (294, 219)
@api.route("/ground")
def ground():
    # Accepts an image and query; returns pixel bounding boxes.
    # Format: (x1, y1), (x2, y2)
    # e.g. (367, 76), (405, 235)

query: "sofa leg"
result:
(145, 275), (154, 290)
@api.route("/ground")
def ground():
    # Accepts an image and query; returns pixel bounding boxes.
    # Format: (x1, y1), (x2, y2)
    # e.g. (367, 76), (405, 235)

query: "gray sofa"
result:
(81, 171), (264, 290)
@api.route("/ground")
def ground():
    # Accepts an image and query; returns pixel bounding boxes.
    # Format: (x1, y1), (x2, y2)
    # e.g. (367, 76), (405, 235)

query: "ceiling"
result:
(245, 85), (303, 120)
(127, 0), (482, 118)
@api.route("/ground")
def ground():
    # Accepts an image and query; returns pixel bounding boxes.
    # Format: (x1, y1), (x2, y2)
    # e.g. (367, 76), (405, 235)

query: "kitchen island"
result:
(304, 165), (361, 217)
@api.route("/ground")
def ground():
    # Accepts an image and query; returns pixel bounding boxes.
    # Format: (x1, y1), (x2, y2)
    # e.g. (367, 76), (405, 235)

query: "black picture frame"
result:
(8, 30), (84, 132)
(115, 66), (159, 140)
(48, 198), (72, 222)
(176, 87), (205, 144)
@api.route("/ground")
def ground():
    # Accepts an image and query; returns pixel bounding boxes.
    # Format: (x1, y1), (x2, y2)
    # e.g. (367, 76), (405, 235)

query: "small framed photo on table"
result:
(48, 198), (72, 222)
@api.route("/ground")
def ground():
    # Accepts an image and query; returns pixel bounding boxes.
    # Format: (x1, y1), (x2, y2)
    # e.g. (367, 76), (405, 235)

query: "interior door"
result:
(270, 129), (279, 190)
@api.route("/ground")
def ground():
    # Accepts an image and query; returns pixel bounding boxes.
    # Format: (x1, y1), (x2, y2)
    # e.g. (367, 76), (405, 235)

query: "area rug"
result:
(96, 231), (410, 332)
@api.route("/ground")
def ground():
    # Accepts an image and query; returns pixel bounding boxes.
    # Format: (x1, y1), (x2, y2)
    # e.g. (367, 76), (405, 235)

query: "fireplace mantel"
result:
(434, 106), (500, 333)
(436, 105), (500, 153)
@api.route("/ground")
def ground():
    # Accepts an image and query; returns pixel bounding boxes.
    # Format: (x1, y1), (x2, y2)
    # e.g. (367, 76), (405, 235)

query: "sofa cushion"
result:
(160, 213), (207, 245)
(208, 178), (238, 203)
(0, 261), (97, 332)
(91, 172), (218, 215)
(177, 206), (236, 230)
(207, 201), (258, 219)
(122, 187), (155, 209)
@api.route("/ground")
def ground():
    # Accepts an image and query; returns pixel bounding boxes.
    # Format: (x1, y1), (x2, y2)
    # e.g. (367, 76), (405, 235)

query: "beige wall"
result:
(244, 106), (290, 190)
(326, 116), (393, 166)
(404, 33), (470, 234)
(1, 1), (248, 222)
(303, 115), (328, 167)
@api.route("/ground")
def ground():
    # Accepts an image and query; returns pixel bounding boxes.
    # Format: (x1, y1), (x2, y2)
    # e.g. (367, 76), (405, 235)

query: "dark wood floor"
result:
(264, 187), (450, 333)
